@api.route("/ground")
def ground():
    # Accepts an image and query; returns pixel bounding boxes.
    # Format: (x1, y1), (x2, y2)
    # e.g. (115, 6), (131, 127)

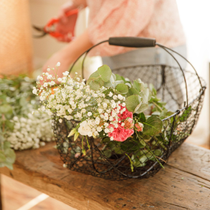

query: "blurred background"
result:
(1, 0), (209, 209)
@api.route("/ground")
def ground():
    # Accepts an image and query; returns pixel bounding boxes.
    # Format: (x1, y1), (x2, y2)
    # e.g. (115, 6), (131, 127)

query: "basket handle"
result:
(109, 37), (156, 48)
(68, 37), (203, 108)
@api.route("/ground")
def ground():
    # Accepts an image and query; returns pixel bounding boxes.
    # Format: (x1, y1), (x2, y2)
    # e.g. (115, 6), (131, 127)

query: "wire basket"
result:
(53, 37), (206, 180)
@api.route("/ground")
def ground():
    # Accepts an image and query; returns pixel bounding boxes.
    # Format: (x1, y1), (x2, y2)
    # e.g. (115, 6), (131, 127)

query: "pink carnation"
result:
(118, 106), (133, 121)
(135, 122), (144, 132)
(108, 125), (134, 142)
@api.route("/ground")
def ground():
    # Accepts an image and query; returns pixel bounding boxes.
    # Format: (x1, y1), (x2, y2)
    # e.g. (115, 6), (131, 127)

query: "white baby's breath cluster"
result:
(6, 108), (54, 150)
(34, 65), (126, 139)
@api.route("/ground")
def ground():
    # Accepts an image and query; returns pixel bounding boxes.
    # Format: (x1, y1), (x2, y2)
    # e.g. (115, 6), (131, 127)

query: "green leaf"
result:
(121, 140), (139, 153)
(125, 95), (141, 113)
(149, 83), (157, 94)
(139, 155), (148, 163)
(133, 80), (143, 92)
(4, 141), (11, 150)
(5, 120), (14, 130)
(138, 113), (146, 122)
(103, 150), (112, 158)
(154, 149), (163, 156)
(143, 115), (162, 136)
(0, 151), (6, 163)
(88, 71), (99, 79)
(128, 88), (140, 96)
(4, 148), (16, 163)
(104, 74), (115, 88)
(134, 103), (148, 114)
(116, 83), (128, 95)
(0, 104), (13, 114)
(115, 74), (123, 80)
(139, 139), (146, 147)
(88, 80), (101, 90)
(114, 145), (124, 155)
(180, 106), (192, 122)
(140, 88), (150, 104)
(97, 65), (112, 82)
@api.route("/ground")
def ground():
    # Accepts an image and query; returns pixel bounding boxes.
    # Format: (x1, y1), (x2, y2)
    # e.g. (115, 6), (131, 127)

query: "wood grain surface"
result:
(0, 142), (210, 210)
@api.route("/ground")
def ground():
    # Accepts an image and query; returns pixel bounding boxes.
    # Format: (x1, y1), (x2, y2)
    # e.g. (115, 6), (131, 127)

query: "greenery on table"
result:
(0, 75), (53, 170)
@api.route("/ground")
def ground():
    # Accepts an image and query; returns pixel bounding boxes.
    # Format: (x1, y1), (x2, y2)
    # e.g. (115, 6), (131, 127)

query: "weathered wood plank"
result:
(0, 142), (210, 210)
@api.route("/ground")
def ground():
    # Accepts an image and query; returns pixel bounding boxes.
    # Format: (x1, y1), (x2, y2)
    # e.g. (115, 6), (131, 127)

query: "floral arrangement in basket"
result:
(35, 64), (176, 171)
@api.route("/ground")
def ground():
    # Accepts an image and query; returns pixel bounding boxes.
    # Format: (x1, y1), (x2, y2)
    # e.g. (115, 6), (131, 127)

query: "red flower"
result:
(118, 106), (133, 121)
(108, 125), (134, 142)
(108, 105), (134, 142)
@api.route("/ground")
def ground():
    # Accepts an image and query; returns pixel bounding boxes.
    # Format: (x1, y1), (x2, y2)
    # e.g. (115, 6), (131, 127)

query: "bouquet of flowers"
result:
(35, 64), (176, 175)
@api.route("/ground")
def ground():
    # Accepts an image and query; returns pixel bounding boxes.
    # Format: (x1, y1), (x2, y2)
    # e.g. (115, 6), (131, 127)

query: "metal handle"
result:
(68, 37), (204, 108)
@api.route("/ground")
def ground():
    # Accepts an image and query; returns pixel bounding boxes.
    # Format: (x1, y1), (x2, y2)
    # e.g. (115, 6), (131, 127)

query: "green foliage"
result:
(143, 115), (163, 136)
(180, 106), (192, 122)
(0, 75), (37, 170)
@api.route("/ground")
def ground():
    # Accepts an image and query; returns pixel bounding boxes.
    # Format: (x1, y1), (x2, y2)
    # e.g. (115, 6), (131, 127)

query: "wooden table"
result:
(0, 142), (210, 210)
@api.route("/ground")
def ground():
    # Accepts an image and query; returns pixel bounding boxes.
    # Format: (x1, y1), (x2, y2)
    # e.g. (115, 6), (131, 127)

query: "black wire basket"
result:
(53, 37), (206, 180)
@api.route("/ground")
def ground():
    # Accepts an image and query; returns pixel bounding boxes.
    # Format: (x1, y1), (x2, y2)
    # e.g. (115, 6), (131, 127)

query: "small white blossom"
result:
(57, 78), (62, 82)
(113, 95), (117, 100)
(63, 71), (69, 76)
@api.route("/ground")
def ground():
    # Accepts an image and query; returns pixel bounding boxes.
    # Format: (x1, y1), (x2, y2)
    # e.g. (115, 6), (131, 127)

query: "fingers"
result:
(58, 1), (75, 22)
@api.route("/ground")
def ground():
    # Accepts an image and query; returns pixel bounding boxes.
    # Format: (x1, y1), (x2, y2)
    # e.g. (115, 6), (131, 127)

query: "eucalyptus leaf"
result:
(104, 74), (116, 88)
(116, 83), (128, 95)
(88, 80), (101, 90)
(4, 148), (16, 163)
(97, 65), (112, 82)
(134, 103), (148, 114)
(125, 95), (142, 112)
(129, 88), (140, 96)
(0, 151), (6, 162)
(4, 141), (10, 150)
(88, 71), (100, 79)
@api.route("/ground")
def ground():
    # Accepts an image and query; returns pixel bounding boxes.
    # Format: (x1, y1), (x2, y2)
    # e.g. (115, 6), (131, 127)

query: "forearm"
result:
(72, 0), (87, 9)
(61, 28), (93, 65)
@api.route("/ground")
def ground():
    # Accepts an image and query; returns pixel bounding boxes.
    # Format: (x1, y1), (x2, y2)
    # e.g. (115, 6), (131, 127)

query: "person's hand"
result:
(41, 29), (93, 84)
(55, 2), (78, 42)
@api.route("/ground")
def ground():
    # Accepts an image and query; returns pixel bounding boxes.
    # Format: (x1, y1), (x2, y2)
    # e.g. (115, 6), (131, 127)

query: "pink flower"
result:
(135, 122), (144, 132)
(124, 118), (134, 129)
(108, 125), (134, 142)
(108, 104), (134, 142)
(118, 106), (133, 121)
